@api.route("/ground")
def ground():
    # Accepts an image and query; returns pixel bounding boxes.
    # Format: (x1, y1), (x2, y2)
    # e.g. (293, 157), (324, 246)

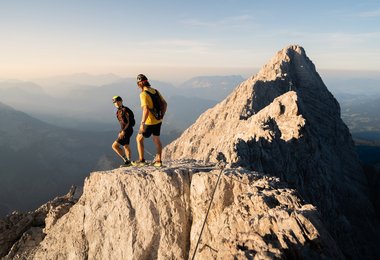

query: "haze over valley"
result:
(0, 70), (379, 217)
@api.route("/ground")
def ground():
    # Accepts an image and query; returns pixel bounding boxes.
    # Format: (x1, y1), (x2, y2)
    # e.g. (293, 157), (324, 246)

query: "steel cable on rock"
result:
(189, 162), (274, 259)
(191, 165), (225, 260)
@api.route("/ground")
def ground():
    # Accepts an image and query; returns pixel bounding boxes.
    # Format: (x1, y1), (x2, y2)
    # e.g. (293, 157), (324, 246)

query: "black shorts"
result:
(116, 130), (133, 146)
(142, 122), (162, 138)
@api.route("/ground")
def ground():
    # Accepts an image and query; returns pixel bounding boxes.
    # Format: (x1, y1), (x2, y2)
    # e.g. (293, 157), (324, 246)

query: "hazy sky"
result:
(1, 0), (379, 81)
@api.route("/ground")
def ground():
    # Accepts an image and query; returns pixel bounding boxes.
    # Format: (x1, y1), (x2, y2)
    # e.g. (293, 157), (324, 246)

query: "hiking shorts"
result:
(142, 122), (162, 138)
(116, 129), (133, 146)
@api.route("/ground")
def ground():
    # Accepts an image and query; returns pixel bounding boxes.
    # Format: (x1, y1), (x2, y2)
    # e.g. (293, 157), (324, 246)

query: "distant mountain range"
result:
(0, 75), (242, 132)
(177, 75), (244, 100)
(322, 74), (380, 136)
(0, 101), (108, 215)
(0, 73), (379, 215)
(336, 94), (380, 134)
(1, 74), (378, 135)
(0, 101), (179, 216)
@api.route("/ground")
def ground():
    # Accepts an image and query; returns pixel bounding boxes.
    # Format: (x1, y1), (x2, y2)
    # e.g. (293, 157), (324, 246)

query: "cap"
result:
(112, 96), (122, 103)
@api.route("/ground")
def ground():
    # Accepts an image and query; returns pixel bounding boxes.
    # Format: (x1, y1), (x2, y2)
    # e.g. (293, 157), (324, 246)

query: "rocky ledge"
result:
(1, 160), (343, 259)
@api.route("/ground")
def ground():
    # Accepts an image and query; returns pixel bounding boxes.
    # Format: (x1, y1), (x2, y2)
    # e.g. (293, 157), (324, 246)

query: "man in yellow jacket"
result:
(133, 74), (167, 167)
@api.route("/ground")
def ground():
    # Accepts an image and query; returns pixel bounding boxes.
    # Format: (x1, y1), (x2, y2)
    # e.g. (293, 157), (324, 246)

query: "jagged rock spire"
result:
(163, 45), (380, 259)
(163, 45), (336, 165)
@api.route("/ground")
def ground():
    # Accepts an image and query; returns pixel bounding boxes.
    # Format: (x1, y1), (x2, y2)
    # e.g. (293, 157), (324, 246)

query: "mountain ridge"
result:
(164, 45), (380, 258)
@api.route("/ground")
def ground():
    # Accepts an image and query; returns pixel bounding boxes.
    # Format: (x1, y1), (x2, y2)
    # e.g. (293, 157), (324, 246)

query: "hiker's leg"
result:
(136, 134), (145, 161)
(112, 141), (125, 160)
(152, 135), (162, 162)
(124, 145), (131, 160)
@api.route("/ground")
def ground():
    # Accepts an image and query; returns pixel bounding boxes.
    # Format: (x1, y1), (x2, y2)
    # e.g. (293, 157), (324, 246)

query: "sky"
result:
(1, 0), (379, 82)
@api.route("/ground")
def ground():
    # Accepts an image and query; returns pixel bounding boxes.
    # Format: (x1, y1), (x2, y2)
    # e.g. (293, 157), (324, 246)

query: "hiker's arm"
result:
(141, 106), (149, 124)
(139, 106), (149, 133)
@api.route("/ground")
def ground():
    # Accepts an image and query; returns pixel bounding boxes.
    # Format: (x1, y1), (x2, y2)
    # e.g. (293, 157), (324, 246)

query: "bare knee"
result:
(112, 141), (119, 149)
(136, 134), (144, 143)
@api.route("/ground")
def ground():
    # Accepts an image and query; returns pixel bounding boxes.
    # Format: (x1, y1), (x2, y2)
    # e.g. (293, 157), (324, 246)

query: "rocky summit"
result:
(164, 45), (380, 258)
(1, 161), (344, 259)
(1, 45), (379, 259)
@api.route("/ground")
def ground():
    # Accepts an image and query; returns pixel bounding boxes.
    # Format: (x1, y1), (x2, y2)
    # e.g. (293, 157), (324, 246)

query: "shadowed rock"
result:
(163, 45), (380, 258)
(0, 186), (79, 259)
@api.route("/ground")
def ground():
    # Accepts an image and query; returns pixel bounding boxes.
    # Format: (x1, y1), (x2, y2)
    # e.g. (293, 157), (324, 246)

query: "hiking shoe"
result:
(152, 161), (163, 167)
(132, 160), (146, 167)
(120, 160), (132, 168)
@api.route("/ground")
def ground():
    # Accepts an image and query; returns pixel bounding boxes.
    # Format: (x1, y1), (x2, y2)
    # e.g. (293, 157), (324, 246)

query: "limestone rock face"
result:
(33, 164), (192, 260)
(188, 166), (342, 259)
(3, 161), (344, 259)
(163, 45), (380, 258)
(164, 90), (305, 165)
(0, 186), (78, 259)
